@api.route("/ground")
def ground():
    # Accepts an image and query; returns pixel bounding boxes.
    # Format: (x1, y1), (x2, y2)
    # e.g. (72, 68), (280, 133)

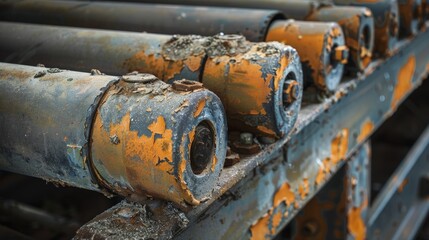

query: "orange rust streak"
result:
(357, 119), (375, 143)
(273, 182), (296, 207)
(347, 200), (368, 240)
(331, 129), (349, 165)
(391, 55), (416, 109)
(250, 212), (271, 240)
(193, 98), (206, 117)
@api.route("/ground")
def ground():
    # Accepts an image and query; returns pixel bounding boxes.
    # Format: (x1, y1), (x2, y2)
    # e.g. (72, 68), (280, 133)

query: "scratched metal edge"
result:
(193, 24), (429, 216)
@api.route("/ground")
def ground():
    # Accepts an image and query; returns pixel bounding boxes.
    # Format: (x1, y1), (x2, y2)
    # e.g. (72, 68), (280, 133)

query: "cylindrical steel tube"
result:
(332, 0), (400, 56)
(0, 63), (228, 206)
(87, 0), (374, 71)
(0, 22), (302, 138)
(397, 0), (424, 36)
(0, 0), (283, 43)
(0, 0), (341, 91)
(266, 20), (346, 91)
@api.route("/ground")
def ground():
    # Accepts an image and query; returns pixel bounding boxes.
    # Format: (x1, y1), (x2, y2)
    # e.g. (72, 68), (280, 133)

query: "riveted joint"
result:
(332, 45), (349, 65)
(172, 79), (204, 92)
(283, 80), (300, 104)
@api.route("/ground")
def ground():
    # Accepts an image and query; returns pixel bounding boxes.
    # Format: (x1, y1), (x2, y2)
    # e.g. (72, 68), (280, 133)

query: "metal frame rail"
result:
(73, 26), (429, 239)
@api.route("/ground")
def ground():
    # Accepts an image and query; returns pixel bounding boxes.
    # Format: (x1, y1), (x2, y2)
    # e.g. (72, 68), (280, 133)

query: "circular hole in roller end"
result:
(282, 72), (298, 110)
(190, 121), (215, 175)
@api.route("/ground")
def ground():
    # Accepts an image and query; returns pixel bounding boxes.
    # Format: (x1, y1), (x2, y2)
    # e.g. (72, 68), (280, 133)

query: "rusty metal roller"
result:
(0, 63), (228, 206)
(266, 20), (346, 92)
(303, 4), (374, 72)
(201, 36), (302, 137)
(332, 0), (400, 56)
(98, 0), (374, 72)
(0, 22), (303, 138)
(0, 0), (336, 92)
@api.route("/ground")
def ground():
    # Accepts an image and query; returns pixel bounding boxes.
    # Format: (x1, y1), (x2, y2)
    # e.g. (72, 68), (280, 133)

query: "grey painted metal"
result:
(0, 22), (174, 79)
(0, 63), (116, 191)
(289, 142), (371, 240)
(368, 124), (429, 240)
(74, 22), (429, 240)
(0, 0), (284, 42)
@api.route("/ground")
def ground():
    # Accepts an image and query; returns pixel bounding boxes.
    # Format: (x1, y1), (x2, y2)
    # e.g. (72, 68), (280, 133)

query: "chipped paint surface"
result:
(357, 119), (375, 143)
(203, 42), (301, 138)
(347, 200), (367, 240)
(90, 78), (227, 206)
(250, 212), (270, 240)
(267, 20), (345, 91)
(331, 129), (349, 165)
(391, 55), (416, 109)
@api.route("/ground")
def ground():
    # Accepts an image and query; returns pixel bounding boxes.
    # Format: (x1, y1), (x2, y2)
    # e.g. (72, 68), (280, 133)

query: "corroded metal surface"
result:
(74, 21), (429, 240)
(114, 0), (374, 72)
(289, 143), (370, 240)
(266, 20), (346, 92)
(0, 0), (344, 92)
(0, 22), (303, 138)
(332, 0), (400, 56)
(306, 5), (374, 72)
(0, 63), (228, 207)
(0, 63), (116, 191)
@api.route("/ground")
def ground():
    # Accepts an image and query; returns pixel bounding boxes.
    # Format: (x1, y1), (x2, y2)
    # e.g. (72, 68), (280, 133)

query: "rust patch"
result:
(250, 213), (271, 240)
(391, 55), (416, 109)
(357, 119), (375, 143)
(331, 129), (349, 165)
(193, 98), (206, 117)
(271, 210), (283, 235)
(347, 200), (367, 240)
(267, 20), (339, 90)
(273, 182), (295, 207)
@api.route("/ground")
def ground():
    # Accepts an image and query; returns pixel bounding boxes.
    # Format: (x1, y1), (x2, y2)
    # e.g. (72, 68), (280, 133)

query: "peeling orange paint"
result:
(347, 200), (367, 240)
(271, 210), (283, 235)
(250, 213), (270, 240)
(91, 101), (197, 204)
(202, 43), (289, 137)
(331, 129), (349, 165)
(391, 55), (416, 109)
(357, 119), (374, 143)
(193, 98), (206, 117)
(273, 182), (295, 207)
(267, 20), (342, 89)
(123, 50), (204, 82)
